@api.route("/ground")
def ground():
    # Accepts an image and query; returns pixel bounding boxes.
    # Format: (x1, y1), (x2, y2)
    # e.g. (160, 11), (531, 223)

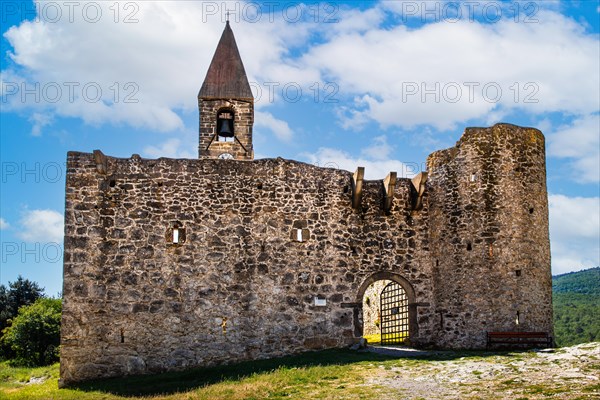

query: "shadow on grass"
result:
(70, 347), (533, 397)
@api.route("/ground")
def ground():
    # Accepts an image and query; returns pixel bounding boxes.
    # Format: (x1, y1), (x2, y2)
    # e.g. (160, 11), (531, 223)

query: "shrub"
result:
(1, 298), (62, 366)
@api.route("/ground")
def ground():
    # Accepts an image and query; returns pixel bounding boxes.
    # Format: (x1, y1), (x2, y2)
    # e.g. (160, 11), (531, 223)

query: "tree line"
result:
(0, 276), (61, 366)
(552, 267), (600, 346)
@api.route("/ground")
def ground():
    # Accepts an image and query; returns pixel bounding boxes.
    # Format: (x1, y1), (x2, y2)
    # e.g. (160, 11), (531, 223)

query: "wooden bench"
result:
(487, 331), (552, 349)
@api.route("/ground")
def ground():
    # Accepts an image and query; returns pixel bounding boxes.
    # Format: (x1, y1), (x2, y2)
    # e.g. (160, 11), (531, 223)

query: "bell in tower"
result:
(198, 21), (254, 160)
(217, 110), (234, 139)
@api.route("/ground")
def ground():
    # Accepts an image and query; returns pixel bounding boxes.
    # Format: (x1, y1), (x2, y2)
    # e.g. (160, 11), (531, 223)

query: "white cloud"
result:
(301, 8), (599, 130)
(361, 135), (392, 160)
(3, 2), (597, 136)
(18, 209), (64, 243)
(143, 138), (196, 159)
(0, 218), (9, 230)
(28, 112), (53, 136)
(254, 111), (294, 141)
(300, 147), (421, 180)
(1, 0), (321, 133)
(549, 194), (600, 274)
(547, 113), (600, 183)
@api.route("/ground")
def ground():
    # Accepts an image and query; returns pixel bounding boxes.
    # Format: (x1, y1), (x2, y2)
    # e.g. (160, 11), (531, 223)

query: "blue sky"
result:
(1, 0), (599, 296)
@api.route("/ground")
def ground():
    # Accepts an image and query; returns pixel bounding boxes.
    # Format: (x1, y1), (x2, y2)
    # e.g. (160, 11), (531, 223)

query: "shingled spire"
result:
(199, 21), (253, 100)
(198, 21), (254, 160)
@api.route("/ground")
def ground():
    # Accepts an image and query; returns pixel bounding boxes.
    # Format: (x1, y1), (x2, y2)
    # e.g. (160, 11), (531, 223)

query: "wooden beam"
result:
(352, 167), (365, 210)
(383, 172), (397, 213)
(93, 150), (108, 175)
(411, 171), (428, 211)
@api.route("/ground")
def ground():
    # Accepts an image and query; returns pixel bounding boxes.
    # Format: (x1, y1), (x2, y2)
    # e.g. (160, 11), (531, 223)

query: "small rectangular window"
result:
(314, 297), (327, 307)
(172, 229), (179, 244)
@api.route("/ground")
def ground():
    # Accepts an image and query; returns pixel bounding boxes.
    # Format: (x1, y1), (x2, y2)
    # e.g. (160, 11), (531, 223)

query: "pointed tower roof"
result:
(199, 22), (253, 100)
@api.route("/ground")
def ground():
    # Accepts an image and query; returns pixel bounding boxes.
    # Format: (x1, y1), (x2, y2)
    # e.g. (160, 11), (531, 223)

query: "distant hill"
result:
(553, 267), (600, 346)
(553, 267), (600, 294)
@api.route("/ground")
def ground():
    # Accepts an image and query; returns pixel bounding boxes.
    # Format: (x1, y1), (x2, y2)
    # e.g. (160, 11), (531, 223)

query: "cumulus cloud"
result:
(300, 147), (421, 180)
(301, 6), (599, 130)
(0, 218), (9, 230)
(547, 113), (600, 183)
(143, 138), (196, 159)
(2, 1), (597, 136)
(17, 209), (64, 243)
(549, 194), (600, 274)
(1, 1), (320, 132)
(254, 111), (294, 141)
(361, 135), (392, 160)
(28, 112), (53, 136)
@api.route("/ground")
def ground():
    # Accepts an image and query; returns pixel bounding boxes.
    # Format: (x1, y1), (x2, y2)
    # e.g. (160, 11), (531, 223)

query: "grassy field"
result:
(2, 345), (598, 399)
(1, 349), (397, 400)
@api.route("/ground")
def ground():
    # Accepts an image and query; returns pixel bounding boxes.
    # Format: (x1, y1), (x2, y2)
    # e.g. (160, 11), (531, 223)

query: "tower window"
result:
(166, 223), (186, 245)
(217, 109), (235, 142)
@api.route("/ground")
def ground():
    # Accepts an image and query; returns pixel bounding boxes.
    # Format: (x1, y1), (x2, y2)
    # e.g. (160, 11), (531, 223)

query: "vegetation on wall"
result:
(552, 267), (600, 347)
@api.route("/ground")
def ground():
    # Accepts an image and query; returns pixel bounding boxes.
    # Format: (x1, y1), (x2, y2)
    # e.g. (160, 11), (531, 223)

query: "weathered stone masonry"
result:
(60, 124), (553, 384)
(60, 22), (552, 385)
(427, 124), (553, 348)
(61, 154), (436, 383)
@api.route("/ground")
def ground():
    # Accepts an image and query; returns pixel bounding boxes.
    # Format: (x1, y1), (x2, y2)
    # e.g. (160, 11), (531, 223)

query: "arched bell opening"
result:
(216, 108), (235, 142)
(356, 272), (417, 346)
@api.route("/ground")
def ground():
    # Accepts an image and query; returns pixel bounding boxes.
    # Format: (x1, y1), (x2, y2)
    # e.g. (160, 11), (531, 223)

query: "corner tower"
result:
(199, 21), (254, 160)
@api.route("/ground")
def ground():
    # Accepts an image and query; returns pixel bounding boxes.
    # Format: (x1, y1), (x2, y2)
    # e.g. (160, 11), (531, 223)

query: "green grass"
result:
(1, 349), (398, 400)
(2, 347), (597, 399)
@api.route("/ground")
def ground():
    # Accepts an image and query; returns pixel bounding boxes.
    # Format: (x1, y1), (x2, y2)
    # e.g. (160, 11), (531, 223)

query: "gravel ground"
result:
(364, 342), (600, 399)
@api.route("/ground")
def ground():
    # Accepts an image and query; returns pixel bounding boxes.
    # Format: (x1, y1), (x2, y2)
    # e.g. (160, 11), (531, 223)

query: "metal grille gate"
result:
(380, 281), (409, 345)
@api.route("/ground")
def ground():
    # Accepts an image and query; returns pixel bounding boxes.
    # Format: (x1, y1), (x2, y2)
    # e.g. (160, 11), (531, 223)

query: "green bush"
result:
(1, 298), (62, 367)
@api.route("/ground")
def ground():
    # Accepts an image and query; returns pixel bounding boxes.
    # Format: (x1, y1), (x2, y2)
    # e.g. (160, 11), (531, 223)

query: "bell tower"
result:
(198, 21), (254, 160)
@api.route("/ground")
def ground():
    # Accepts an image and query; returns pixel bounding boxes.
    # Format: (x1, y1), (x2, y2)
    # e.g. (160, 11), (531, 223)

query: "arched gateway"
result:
(356, 272), (418, 344)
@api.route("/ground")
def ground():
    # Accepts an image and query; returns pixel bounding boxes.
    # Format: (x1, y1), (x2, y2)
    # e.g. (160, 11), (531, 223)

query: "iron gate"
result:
(380, 281), (409, 345)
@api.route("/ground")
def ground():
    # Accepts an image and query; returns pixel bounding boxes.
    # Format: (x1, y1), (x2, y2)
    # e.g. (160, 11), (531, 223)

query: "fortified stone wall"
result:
(60, 154), (435, 384)
(427, 124), (553, 348)
(60, 123), (552, 385)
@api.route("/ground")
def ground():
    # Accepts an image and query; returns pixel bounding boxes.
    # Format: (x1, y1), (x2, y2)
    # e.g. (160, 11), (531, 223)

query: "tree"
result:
(1, 298), (62, 366)
(0, 276), (45, 330)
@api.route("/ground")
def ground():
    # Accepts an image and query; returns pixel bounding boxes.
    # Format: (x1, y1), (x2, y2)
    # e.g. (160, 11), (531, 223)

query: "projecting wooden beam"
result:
(93, 150), (108, 175)
(383, 172), (397, 213)
(411, 171), (428, 211)
(352, 167), (365, 210)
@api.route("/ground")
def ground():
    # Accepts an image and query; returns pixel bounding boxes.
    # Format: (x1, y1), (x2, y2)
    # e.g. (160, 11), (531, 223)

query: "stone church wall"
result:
(60, 123), (552, 384)
(60, 154), (435, 384)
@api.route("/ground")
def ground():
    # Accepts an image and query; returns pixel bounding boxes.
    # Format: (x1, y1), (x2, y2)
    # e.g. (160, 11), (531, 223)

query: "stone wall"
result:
(427, 123), (553, 348)
(60, 154), (434, 385)
(60, 123), (552, 384)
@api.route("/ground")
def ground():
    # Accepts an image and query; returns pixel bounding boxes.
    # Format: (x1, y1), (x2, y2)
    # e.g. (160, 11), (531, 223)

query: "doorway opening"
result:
(358, 272), (416, 346)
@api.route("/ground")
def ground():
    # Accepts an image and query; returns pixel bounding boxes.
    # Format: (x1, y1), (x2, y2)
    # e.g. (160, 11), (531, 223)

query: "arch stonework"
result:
(355, 271), (419, 342)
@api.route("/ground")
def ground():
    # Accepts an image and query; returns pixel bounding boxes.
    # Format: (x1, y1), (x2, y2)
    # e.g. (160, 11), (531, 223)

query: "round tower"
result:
(426, 123), (552, 348)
